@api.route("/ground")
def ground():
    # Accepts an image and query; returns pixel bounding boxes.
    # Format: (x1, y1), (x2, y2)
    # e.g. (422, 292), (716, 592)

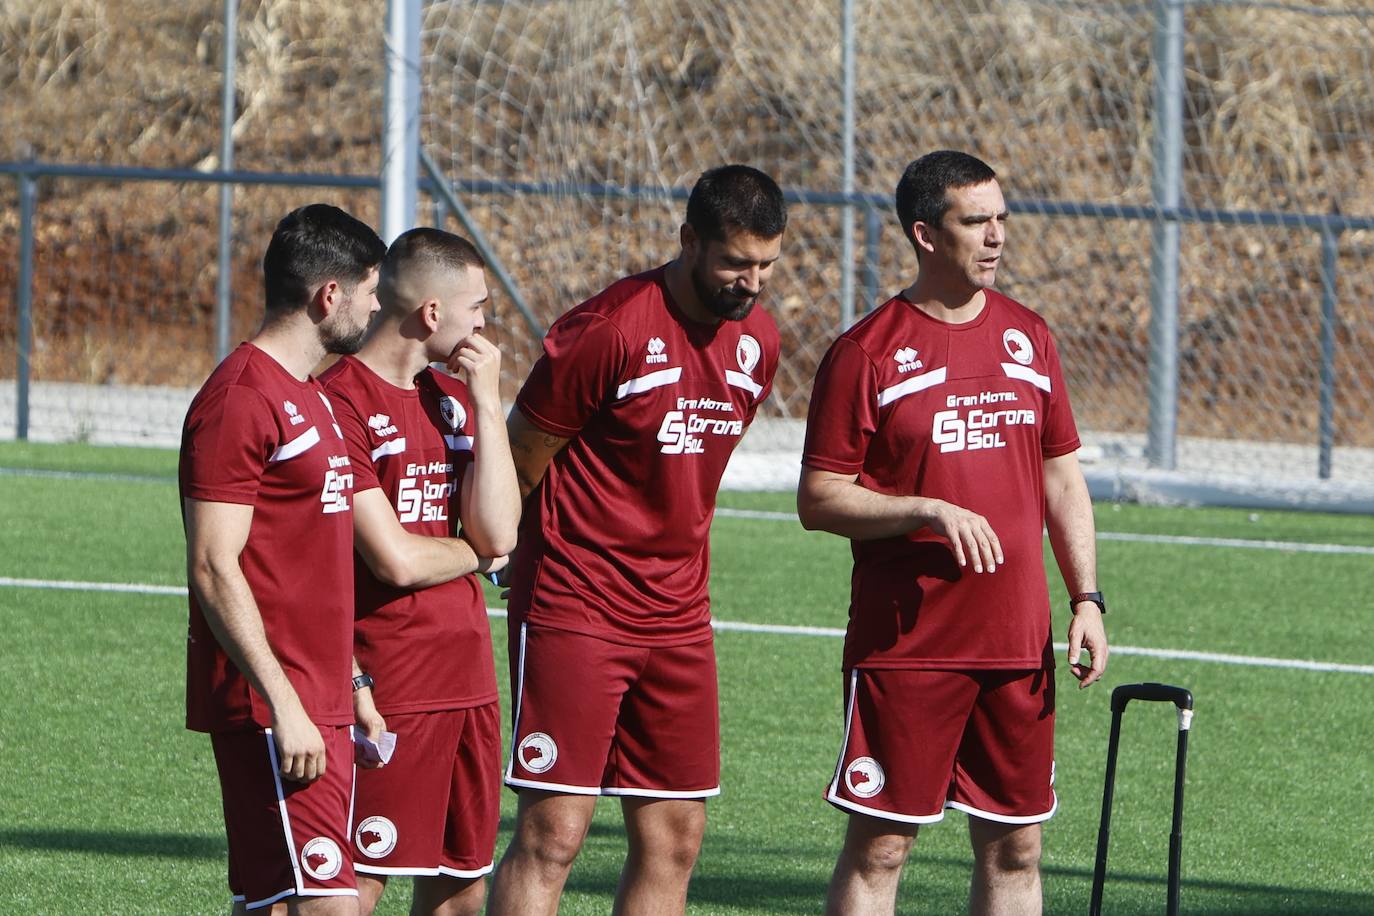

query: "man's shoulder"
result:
(832, 296), (919, 356)
(986, 288), (1053, 334)
(562, 268), (667, 329)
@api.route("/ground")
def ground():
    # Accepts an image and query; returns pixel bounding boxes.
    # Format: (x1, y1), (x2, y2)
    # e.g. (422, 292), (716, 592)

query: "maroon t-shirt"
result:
(802, 290), (1081, 670)
(181, 343), (356, 732)
(510, 266), (779, 646)
(320, 357), (496, 714)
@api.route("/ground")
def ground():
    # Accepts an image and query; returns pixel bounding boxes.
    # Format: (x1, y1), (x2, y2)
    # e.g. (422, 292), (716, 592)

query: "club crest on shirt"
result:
(439, 396), (467, 431)
(354, 815), (398, 859)
(517, 732), (558, 774)
(845, 757), (886, 798)
(1003, 328), (1034, 365)
(300, 836), (343, 880)
(646, 336), (669, 365)
(736, 335), (761, 375)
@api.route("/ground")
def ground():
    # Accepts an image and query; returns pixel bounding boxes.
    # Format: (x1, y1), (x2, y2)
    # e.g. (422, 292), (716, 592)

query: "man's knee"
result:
(973, 822), (1042, 875)
(625, 799), (706, 873)
(843, 822), (916, 876)
(514, 797), (593, 870)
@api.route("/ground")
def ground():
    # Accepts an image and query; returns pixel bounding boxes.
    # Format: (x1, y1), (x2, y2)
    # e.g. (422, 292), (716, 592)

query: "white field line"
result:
(4, 576), (1372, 676)
(715, 507), (1374, 556)
(4, 468), (1370, 555)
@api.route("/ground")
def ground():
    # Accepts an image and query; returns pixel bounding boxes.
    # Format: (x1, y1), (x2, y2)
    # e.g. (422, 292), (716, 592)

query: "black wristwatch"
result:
(352, 673), (375, 692)
(1069, 591), (1107, 615)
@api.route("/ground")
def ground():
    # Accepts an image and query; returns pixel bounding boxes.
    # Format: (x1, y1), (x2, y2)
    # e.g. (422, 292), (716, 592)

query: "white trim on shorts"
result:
(947, 794), (1058, 825)
(354, 862), (495, 879)
(504, 623), (721, 800)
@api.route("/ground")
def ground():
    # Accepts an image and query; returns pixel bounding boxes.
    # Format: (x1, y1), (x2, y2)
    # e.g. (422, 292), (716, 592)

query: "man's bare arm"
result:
(507, 406), (572, 502)
(450, 334), (521, 557)
(796, 467), (1003, 573)
(1043, 450), (1107, 688)
(184, 498), (325, 782)
(352, 488), (503, 590)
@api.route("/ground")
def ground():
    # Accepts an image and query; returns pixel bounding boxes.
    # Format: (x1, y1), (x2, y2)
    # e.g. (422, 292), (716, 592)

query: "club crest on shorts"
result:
(736, 335), (761, 375)
(354, 815), (398, 859)
(1003, 328), (1034, 365)
(439, 396), (467, 431)
(845, 757), (886, 798)
(517, 732), (558, 774)
(300, 836), (343, 880)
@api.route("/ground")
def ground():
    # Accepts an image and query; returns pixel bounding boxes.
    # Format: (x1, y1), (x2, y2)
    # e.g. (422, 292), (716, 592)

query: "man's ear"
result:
(679, 223), (699, 259)
(311, 279), (341, 317)
(911, 221), (938, 258)
(420, 298), (443, 333)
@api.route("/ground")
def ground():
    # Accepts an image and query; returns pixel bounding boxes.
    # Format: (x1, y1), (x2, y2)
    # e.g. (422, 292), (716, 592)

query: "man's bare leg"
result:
(968, 818), (1042, 916)
(356, 874), (387, 915)
(486, 790), (598, 916)
(824, 813), (917, 915)
(412, 874), (486, 916)
(613, 797), (706, 915)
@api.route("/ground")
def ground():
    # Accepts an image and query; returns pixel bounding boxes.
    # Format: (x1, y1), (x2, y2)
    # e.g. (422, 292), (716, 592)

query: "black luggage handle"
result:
(1111, 682), (1193, 713)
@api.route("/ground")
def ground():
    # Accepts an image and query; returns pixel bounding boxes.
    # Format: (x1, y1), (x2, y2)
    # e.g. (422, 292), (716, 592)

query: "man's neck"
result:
(663, 257), (722, 327)
(903, 272), (987, 325)
(250, 318), (326, 381)
(353, 316), (429, 389)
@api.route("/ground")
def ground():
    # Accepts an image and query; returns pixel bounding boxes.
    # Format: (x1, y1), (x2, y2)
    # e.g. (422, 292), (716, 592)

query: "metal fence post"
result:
(216, 0), (239, 362)
(16, 171), (37, 440)
(839, 0), (856, 328)
(1146, 0), (1184, 470)
(382, 0), (422, 243)
(1318, 225), (1339, 479)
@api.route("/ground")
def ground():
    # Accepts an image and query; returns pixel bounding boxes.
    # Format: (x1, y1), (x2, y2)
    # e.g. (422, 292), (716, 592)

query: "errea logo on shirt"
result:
(646, 337), (669, 365)
(894, 347), (923, 373)
(367, 414), (399, 437)
(283, 400), (306, 426)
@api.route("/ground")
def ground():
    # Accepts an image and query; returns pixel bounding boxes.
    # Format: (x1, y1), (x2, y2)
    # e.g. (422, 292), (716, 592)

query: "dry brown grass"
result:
(3, 0), (1374, 447)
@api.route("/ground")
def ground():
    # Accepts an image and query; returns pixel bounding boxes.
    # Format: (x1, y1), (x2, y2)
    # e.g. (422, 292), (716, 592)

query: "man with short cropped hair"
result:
(181, 203), (386, 914)
(319, 228), (520, 916)
(486, 165), (789, 916)
(799, 151), (1109, 915)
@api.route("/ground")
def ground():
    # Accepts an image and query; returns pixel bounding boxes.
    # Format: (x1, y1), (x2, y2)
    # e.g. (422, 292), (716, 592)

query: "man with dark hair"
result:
(486, 164), (788, 916)
(181, 203), (386, 914)
(319, 228), (520, 916)
(799, 151), (1108, 915)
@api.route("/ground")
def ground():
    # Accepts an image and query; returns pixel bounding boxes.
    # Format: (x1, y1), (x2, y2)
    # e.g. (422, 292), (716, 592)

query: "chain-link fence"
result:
(4, 0), (1373, 507)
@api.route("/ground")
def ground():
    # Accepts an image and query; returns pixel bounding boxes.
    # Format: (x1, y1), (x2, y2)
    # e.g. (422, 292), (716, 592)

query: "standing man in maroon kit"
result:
(798, 151), (1109, 915)
(320, 228), (520, 916)
(486, 165), (788, 916)
(181, 204), (387, 914)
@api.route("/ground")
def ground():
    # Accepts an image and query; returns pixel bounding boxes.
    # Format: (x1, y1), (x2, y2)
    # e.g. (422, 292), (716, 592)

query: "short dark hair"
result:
(262, 204), (386, 314)
(894, 151), (997, 253)
(378, 228), (486, 311)
(685, 165), (787, 243)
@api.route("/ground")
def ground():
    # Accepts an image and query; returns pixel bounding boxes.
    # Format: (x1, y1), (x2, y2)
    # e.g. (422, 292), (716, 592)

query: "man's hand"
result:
(1067, 605), (1108, 688)
(921, 499), (1003, 574)
(447, 334), (502, 410)
(352, 686), (388, 769)
(272, 696), (327, 782)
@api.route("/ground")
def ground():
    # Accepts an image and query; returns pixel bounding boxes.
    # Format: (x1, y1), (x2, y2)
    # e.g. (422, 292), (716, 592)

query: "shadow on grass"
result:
(0, 828), (223, 859)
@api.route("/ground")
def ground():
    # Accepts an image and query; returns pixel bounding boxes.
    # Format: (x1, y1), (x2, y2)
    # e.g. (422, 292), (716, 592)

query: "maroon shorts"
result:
(210, 725), (357, 910)
(351, 703), (501, 878)
(825, 667), (1057, 825)
(506, 622), (720, 797)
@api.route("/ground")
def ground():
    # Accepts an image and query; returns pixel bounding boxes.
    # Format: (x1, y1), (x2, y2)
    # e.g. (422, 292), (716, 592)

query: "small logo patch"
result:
(367, 414), (398, 437)
(736, 335), (761, 374)
(439, 396), (467, 431)
(1003, 328), (1034, 365)
(355, 816), (398, 859)
(284, 400), (305, 426)
(517, 732), (558, 774)
(894, 346), (923, 373)
(646, 337), (669, 365)
(844, 757), (886, 798)
(300, 836), (343, 880)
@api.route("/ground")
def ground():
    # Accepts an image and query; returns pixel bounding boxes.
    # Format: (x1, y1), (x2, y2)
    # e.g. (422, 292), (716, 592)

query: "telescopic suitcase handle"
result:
(1111, 681), (1193, 713)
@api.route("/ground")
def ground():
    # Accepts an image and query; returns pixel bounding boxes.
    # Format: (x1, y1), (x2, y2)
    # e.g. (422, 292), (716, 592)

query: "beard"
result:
(322, 311), (371, 355)
(692, 256), (758, 322)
